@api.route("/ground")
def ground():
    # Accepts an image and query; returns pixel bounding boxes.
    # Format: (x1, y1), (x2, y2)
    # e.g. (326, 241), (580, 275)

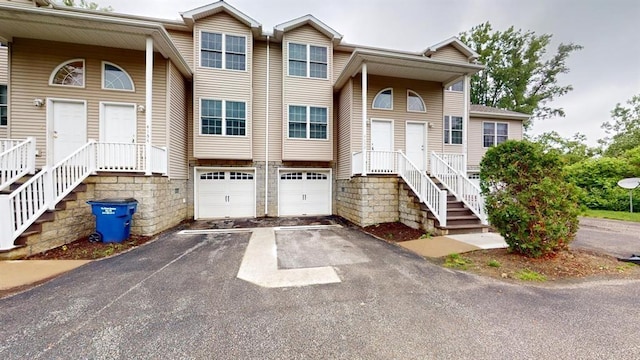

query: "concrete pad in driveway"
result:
(0, 260), (91, 290)
(276, 228), (370, 268)
(399, 237), (480, 258)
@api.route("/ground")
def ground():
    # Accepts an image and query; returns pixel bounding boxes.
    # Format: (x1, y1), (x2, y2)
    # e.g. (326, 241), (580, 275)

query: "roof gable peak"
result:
(274, 14), (342, 44)
(423, 36), (479, 61)
(181, 1), (261, 33)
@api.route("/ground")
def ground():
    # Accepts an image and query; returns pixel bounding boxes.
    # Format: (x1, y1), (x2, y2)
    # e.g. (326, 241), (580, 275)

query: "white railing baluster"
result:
(0, 137), (36, 192)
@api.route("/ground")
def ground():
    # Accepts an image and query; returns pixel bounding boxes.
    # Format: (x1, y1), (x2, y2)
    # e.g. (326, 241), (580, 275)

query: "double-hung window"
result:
(288, 105), (328, 139)
(201, 32), (246, 71)
(0, 84), (7, 126)
(201, 99), (246, 136)
(483, 122), (508, 147)
(288, 43), (327, 79)
(444, 115), (463, 144)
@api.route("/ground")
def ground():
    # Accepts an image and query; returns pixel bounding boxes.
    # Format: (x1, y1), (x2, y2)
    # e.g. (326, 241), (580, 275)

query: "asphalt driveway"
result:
(573, 217), (640, 258)
(2, 224), (640, 359)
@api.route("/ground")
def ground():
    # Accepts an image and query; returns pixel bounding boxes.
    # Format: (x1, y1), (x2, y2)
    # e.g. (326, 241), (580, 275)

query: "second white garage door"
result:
(279, 170), (331, 216)
(196, 169), (255, 219)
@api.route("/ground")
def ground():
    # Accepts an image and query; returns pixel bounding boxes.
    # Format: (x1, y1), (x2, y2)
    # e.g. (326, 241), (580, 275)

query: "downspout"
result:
(462, 74), (469, 176)
(361, 63), (367, 176)
(145, 36), (153, 176)
(265, 36), (270, 216)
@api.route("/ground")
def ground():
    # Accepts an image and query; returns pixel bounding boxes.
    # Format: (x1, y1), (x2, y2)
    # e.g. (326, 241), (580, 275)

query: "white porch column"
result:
(145, 36), (153, 176)
(462, 74), (469, 176)
(361, 63), (368, 176)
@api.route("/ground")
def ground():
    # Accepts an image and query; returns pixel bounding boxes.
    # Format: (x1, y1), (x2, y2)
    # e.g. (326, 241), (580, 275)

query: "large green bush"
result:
(480, 140), (580, 258)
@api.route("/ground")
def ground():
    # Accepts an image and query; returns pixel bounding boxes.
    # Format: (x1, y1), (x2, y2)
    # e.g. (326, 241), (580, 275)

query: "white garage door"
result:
(197, 170), (255, 219)
(279, 170), (331, 216)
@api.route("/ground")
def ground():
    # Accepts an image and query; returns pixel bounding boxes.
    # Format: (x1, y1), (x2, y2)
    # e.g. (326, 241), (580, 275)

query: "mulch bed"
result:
(362, 222), (425, 242)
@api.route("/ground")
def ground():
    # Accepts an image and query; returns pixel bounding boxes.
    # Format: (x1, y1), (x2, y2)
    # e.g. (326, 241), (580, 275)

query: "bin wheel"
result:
(88, 232), (102, 243)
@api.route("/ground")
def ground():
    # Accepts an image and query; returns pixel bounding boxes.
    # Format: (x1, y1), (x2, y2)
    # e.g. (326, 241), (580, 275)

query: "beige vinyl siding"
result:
(282, 25), (333, 161)
(252, 41), (267, 161)
(337, 79), (352, 179)
(0, 46), (7, 138)
(359, 75), (442, 159)
(467, 117), (524, 168)
(443, 88), (464, 153)
(168, 62), (188, 179)
(351, 74), (363, 159)
(167, 29), (194, 69)
(193, 12), (253, 160)
(430, 45), (469, 63)
(10, 38), (167, 167)
(333, 50), (351, 83)
(268, 41), (283, 162)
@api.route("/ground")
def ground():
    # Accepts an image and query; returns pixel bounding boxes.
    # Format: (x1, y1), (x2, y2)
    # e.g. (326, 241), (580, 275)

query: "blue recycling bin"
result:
(87, 198), (138, 243)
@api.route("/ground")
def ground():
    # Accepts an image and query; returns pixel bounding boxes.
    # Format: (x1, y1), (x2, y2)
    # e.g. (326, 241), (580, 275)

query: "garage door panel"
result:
(279, 170), (330, 216)
(197, 169), (255, 219)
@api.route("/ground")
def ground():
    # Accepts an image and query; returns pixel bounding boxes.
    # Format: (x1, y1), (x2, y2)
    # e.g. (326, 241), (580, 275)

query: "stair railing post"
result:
(0, 195), (13, 250)
(439, 189), (447, 227)
(88, 140), (97, 174)
(27, 137), (36, 175)
(43, 166), (55, 211)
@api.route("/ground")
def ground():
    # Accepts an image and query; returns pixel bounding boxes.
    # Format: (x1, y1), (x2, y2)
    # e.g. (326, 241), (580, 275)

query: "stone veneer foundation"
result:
(1, 174), (188, 259)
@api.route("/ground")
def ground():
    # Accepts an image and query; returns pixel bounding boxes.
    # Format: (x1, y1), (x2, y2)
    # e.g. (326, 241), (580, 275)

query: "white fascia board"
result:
(273, 14), (342, 43)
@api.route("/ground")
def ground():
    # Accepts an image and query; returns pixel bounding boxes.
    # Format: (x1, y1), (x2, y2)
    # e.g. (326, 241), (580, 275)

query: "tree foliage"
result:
(599, 94), (640, 157)
(459, 22), (582, 129)
(532, 131), (596, 165)
(480, 140), (580, 258)
(60, 0), (112, 11)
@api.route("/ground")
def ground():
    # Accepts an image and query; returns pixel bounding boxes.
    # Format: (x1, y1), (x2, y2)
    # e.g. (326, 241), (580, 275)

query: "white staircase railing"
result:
(430, 151), (487, 225)
(0, 140), (169, 251)
(438, 153), (466, 175)
(0, 137), (36, 191)
(397, 151), (448, 227)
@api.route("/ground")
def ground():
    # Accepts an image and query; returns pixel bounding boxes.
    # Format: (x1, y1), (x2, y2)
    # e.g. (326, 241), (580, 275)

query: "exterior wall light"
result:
(33, 98), (44, 107)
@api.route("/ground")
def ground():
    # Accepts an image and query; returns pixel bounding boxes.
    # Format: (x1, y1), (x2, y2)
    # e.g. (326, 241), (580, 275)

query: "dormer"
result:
(273, 14), (343, 45)
(423, 37), (479, 64)
(181, 1), (262, 37)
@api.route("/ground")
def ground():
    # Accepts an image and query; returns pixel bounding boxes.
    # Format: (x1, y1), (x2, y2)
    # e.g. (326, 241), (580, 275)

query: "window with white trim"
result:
(372, 88), (393, 109)
(407, 90), (426, 112)
(50, 59), (84, 87)
(288, 43), (327, 79)
(103, 62), (134, 91)
(483, 122), (509, 147)
(444, 115), (463, 144)
(200, 32), (246, 71)
(288, 105), (328, 139)
(200, 99), (246, 136)
(0, 84), (7, 126)
(446, 80), (463, 92)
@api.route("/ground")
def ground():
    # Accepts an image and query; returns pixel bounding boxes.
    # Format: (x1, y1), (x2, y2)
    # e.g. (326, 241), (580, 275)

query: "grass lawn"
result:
(583, 209), (640, 223)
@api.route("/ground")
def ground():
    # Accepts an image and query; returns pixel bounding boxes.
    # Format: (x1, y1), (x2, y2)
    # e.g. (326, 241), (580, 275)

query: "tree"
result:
(59, 0), (113, 11)
(459, 23), (582, 129)
(480, 140), (580, 258)
(532, 131), (596, 165)
(599, 94), (640, 157)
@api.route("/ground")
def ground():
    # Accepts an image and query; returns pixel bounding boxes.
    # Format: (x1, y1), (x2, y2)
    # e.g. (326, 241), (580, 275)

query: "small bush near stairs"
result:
(480, 140), (580, 258)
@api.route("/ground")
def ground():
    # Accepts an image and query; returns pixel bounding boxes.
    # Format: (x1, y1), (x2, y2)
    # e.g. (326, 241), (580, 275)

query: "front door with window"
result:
(406, 122), (426, 171)
(50, 99), (86, 164)
(100, 103), (137, 169)
(370, 119), (393, 172)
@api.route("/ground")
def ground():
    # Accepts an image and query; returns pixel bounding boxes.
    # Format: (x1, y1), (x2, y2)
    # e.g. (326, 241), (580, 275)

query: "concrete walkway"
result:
(0, 260), (90, 293)
(399, 232), (507, 258)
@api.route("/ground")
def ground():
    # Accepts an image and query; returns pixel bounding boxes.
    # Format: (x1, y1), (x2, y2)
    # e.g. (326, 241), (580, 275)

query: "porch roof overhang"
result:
(334, 48), (484, 91)
(0, 3), (193, 79)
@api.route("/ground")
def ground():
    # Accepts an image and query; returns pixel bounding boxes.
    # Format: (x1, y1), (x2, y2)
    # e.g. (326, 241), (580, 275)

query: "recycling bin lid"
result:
(88, 198), (138, 203)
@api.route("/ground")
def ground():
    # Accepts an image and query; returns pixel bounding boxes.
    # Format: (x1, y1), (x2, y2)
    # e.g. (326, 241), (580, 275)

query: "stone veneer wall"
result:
(335, 176), (399, 227)
(398, 182), (436, 234)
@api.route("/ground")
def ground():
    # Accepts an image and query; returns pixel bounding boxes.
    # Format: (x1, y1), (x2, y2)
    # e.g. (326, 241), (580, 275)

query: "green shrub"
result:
(480, 140), (580, 258)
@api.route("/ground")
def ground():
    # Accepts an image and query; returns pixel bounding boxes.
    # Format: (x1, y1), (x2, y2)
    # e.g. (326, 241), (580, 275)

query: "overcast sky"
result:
(97, 0), (640, 146)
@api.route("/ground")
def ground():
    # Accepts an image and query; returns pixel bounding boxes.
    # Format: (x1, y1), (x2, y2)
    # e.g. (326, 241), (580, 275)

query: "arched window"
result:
(103, 62), (134, 91)
(372, 88), (393, 110)
(50, 59), (84, 87)
(407, 90), (426, 112)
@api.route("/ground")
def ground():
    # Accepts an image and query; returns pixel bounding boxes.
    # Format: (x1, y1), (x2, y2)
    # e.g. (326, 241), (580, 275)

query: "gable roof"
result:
(469, 104), (530, 120)
(273, 14), (342, 44)
(181, 1), (262, 34)
(423, 36), (479, 61)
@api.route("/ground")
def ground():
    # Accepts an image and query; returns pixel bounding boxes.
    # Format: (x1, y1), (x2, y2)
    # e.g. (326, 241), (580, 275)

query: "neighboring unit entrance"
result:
(49, 99), (87, 164)
(196, 169), (255, 219)
(370, 119), (394, 172)
(406, 122), (426, 171)
(279, 170), (331, 216)
(100, 103), (137, 169)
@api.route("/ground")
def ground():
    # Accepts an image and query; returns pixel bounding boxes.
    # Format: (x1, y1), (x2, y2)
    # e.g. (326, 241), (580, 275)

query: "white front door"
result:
(370, 120), (393, 172)
(406, 122), (426, 171)
(50, 99), (86, 164)
(279, 170), (331, 216)
(100, 103), (137, 169)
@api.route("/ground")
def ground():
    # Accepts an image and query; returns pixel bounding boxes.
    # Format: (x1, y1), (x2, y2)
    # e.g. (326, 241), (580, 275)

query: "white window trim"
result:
(406, 90), (426, 113)
(482, 121), (509, 148)
(372, 87), (393, 110)
(49, 58), (86, 88)
(286, 42), (329, 80)
(444, 115), (464, 145)
(101, 61), (135, 92)
(286, 104), (329, 141)
(198, 30), (248, 72)
(199, 98), (248, 137)
(0, 84), (7, 127)
(445, 80), (464, 92)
